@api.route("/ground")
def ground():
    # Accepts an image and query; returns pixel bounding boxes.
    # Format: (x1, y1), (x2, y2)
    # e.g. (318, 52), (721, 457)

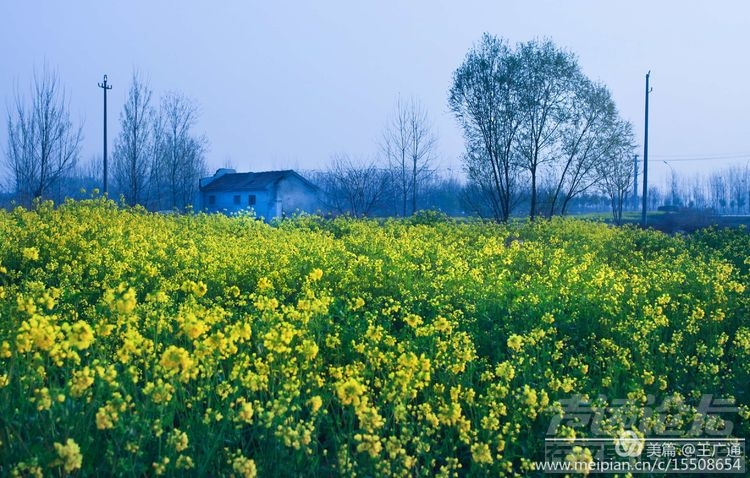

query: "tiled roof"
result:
(200, 170), (299, 192)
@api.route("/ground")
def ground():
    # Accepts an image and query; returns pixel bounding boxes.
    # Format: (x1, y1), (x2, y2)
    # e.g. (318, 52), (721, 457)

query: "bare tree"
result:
(112, 72), (154, 206)
(596, 120), (636, 224)
(726, 165), (747, 214)
(382, 96), (437, 216)
(665, 167), (680, 207)
(450, 34), (634, 222)
(547, 80), (629, 217)
(78, 154), (103, 184)
(449, 34), (522, 222)
(681, 175), (709, 210)
(461, 141), (524, 220)
(316, 154), (389, 216)
(673, 166), (749, 214)
(515, 39), (580, 220)
(150, 92), (207, 211)
(647, 185), (663, 211)
(4, 67), (82, 205)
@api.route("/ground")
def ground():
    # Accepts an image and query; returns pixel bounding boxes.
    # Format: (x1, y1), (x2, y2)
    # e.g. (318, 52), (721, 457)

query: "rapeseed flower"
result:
(66, 320), (94, 349)
(229, 452), (257, 478)
(69, 367), (94, 397)
(159, 345), (196, 381)
(337, 377), (366, 407)
(0, 201), (747, 476)
(95, 403), (118, 429)
(167, 428), (190, 453)
(506, 334), (523, 352)
(53, 438), (82, 473)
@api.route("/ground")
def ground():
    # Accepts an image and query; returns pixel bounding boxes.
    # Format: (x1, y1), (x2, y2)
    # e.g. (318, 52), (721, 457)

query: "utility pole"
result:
(98, 75), (112, 195)
(641, 71), (652, 227)
(633, 154), (639, 210)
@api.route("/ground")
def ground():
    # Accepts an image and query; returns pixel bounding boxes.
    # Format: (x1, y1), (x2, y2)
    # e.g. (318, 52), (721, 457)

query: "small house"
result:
(198, 169), (321, 220)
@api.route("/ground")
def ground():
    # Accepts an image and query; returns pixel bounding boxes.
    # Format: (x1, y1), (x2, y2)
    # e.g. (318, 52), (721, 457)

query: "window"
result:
(208, 195), (216, 206)
(248, 194), (256, 206)
(233, 195), (241, 205)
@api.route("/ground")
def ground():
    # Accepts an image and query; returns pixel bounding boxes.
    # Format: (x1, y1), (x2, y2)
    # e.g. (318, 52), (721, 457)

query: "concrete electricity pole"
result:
(641, 71), (652, 227)
(98, 75), (113, 195)
(633, 154), (639, 210)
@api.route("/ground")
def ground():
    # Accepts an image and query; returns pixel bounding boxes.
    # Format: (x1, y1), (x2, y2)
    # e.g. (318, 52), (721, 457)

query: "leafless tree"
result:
(4, 67), (82, 206)
(78, 154), (103, 185)
(681, 175), (709, 210)
(596, 120), (637, 224)
(422, 174), (465, 215)
(450, 34), (634, 222)
(112, 72), (154, 206)
(726, 165), (748, 214)
(641, 165), (750, 214)
(665, 167), (680, 207)
(448, 34), (522, 222)
(461, 141), (524, 220)
(547, 79), (630, 217)
(708, 172), (729, 213)
(514, 39), (580, 220)
(647, 185), (663, 211)
(673, 166), (749, 214)
(150, 92), (207, 211)
(382, 96), (437, 216)
(317, 154), (389, 216)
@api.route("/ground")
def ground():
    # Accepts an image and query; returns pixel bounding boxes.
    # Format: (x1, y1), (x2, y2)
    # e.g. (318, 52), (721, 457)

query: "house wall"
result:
(201, 190), (273, 218)
(276, 177), (320, 217)
(198, 173), (320, 221)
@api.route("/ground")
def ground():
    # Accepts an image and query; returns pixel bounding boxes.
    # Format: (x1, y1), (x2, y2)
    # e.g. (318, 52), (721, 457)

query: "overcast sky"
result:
(2, 1), (749, 186)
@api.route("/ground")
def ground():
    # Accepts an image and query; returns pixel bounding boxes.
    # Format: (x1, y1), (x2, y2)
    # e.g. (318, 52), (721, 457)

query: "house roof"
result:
(200, 170), (317, 192)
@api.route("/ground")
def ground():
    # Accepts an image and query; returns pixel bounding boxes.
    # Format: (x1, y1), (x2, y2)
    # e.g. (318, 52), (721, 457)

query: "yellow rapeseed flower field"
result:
(0, 199), (747, 476)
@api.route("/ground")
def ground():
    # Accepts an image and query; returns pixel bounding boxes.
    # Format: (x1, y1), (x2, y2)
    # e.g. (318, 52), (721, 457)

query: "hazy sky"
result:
(2, 1), (749, 187)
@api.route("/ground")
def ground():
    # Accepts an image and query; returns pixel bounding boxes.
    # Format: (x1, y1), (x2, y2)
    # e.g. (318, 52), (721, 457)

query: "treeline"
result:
(310, 166), (622, 219)
(3, 68), (207, 211)
(653, 164), (750, 215)
(312, 34), (637, 223)
(3, 36), (744, 221)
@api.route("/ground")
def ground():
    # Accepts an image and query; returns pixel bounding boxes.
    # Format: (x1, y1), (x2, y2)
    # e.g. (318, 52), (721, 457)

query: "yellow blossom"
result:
(404, 314), (423, 328)
(309, 395), (323, 413)
(32, 387), (52, 411)
(96, 403), (118, 429)
(167, 428), (190, 453)
(231, 454), (257, 478)
(69, 367), (95, 397)
(159, 345), (195, 381)
(235, 399), (254, 423)
(67, 320), (95, 349)
(176, 455), (195, 469)
(337, 377), (366, 406)
(507, 334), (523, 352)
(22, 247), (39, 261)
(53, 438), (83, 473)
(17, 315), (58, 352)
(308, 268), (324, 282)
(471, 442), (493, 465)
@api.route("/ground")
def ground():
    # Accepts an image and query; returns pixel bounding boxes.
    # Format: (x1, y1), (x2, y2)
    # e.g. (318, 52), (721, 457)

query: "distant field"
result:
(0, 200), (748, 476)
(576, 209), (750, 233)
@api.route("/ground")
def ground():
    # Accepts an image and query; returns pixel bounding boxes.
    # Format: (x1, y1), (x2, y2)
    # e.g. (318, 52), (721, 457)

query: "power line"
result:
(652, 153), (750, 161)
